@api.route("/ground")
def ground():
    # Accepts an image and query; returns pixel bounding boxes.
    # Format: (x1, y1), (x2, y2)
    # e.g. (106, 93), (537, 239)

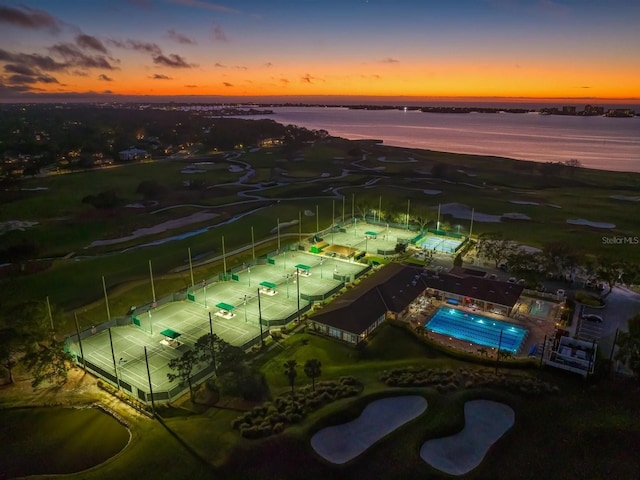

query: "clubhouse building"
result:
(309, 264), (524, 345)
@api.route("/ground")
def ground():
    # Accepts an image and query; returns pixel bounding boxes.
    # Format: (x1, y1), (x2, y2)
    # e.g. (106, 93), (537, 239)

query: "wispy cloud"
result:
(223, 81), (233, 87)
(0, 49), (67, 72)
(0, 5), (62, 33)
(7, 73), (59, 84)
(211, 24), (228, 42)
(107, 39), (162, 55)
(150, 73), (172, 79)
(48, 43), (118, 70)
(76, 34), (108, 54)
(166, 29), (196, 45)
(98, 74), (113, 81)
(301, 73), (315, 84)
(153, 53), (198, 68)
(167, 0), (240, 14)
(379, 57), (399, 64)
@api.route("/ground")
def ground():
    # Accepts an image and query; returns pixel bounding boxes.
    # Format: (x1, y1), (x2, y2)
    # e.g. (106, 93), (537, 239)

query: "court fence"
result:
(64, 234), (371, 405)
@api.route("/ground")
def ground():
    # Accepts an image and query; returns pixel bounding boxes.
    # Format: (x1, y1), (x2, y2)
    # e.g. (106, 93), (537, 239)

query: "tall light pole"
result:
(46, 296), (54, 331)
(277, 217), (281, 250)
(342, 195), (345, 224)
(257, 288), (265, 347)
(316, 204), (319, 233)
(378, 195), (382, 223)
(188, 247), (195, 289)
(406, 199), (411, 230)
(296, 267), (301, 324)
(331, 200), (335, 244)
(251, 226), (256, 261)
(102, 276), (111, 322)
(222, 236), (227, 280)
(243, 295), (248, 323)
(148, 259), (156, 305)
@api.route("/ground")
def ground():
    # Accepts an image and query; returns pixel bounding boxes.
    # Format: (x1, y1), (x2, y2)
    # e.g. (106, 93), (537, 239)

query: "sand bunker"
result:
(423, 189), (442, 195)
(311, 396), (427, 464)
(270, 219), (299, 233)
(304, 210), (315, 216)
(509, 200), (539, 205)
(610, 195), (640, 202)
(0, 220), (39, 236)
(89, 211), (219, 247)
(566, 218), (615, 229)
(420, 400), (514, 476)
(502, 213), (531, 221)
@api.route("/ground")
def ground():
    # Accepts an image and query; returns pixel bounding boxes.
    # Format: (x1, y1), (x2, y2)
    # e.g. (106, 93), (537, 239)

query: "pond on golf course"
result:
(0, 406), (130, 478)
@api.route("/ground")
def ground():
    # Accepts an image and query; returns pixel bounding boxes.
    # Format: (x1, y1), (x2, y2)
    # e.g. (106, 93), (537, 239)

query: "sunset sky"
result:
(1, 0), (639, 102)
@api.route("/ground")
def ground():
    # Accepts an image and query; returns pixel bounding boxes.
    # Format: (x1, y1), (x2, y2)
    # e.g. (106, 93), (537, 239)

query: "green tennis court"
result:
(66, 247), (369, 402)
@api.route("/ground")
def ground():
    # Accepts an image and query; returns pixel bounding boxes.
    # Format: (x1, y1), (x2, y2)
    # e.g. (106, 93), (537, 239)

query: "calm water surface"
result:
(244, 107), (640, 173)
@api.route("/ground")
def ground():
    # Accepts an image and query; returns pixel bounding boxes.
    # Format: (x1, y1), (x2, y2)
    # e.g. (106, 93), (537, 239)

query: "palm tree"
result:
(283, 359), (298, 395)
(304, 359), (322, 391)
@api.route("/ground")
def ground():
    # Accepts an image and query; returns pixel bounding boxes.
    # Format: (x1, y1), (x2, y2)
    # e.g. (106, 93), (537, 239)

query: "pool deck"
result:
(405, 299), (556, 358)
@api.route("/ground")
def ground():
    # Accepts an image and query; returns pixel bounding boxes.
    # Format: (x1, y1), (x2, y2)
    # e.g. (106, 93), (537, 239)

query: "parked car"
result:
(517, 278), (525, 285)
(582, 314), (603, 323)
(508, 277), (516, 284)
(556, 289), (566, 297)
(488, 273), (498, 280)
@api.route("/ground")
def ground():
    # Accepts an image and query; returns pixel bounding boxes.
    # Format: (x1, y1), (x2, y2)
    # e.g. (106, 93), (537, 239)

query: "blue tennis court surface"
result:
(426, 307), (528, 353)
(420, 236), (463, 253)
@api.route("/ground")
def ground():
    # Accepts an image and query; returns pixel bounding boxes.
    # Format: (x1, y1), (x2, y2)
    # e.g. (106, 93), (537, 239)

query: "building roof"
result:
(421, 270), (523, 308)
(312, 263), (426, 335)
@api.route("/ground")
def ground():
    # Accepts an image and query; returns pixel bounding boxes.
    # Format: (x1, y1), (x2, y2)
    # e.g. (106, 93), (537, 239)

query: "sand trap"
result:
(420, 400), (514, 476)
(502, 213), (531, 221)
(228, 165), (244, 172)
(547, 204), (562, 208)
(566, 218), (615, 229)
(311, 396), (427, 464)
(320, 172), (330, 177)
(181, 168), (206, 174)
(610, 195), (640, 202)
(423, 189), (442, 195)
(89, 211), (219, 247)
(304, 210), (315, 216)
(0, 220), (39, 235)
(509, 200), (539, 205)
(270, 219), (298, 233)
(21, 187), (49, 191)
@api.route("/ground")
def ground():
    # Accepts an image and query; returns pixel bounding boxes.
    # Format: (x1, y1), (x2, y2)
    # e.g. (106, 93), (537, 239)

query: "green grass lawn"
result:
(165, 323), (640, 480)
(3, 138), (640, 326)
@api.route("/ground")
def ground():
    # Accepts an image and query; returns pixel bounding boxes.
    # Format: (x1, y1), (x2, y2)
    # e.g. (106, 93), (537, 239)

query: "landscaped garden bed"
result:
(379, 367), (558, 395)
(231, 376), (361, 439)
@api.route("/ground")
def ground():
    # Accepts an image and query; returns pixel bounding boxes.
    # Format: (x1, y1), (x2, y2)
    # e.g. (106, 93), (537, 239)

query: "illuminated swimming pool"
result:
(425, 308), (527, 353)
